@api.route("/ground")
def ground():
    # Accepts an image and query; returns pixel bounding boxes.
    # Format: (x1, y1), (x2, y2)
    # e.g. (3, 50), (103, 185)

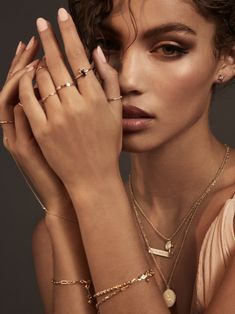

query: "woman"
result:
(0, 0), (235, 313)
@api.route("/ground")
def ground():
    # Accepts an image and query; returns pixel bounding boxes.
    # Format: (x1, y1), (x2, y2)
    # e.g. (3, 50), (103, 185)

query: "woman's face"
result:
(101, 0), (221, 152)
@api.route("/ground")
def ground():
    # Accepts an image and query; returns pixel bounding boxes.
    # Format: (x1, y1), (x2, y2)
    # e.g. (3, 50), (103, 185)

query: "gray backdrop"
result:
(0, 1), (234, 313)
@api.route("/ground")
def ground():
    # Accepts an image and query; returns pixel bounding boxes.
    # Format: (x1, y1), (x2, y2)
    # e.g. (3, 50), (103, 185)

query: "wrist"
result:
(67, 171), (124, 209)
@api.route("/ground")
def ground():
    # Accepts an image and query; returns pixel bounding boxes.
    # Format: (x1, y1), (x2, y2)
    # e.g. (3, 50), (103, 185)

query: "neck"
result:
(129, 122), (228, 221)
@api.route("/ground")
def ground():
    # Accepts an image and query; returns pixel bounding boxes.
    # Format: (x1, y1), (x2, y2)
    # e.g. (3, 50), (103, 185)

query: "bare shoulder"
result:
(32, 219), (53, 314)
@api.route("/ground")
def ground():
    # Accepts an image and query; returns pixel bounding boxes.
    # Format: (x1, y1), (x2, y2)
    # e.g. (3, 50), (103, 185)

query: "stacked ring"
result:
(36, 66), (46, 74)
(0, 120), (14, 125)
(56, 82), (75, 91)
(41, 91), (57, 103)
(74, 65), (94, 81)
(108, 96), (123, 102)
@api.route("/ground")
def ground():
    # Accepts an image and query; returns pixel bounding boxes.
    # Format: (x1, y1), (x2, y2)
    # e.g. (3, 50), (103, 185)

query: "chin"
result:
(122, 132), (164, 153)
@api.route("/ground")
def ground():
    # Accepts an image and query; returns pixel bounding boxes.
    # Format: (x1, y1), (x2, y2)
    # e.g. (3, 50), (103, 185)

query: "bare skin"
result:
(1, 0), (235, 313)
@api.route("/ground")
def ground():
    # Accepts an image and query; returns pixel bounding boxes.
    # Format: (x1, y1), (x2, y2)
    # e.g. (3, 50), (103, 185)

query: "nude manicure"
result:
(37, 18), (48, 32)
(15, 41), (22, 55)
(58, 8), (69, 21)
(26, 36), (35, 50)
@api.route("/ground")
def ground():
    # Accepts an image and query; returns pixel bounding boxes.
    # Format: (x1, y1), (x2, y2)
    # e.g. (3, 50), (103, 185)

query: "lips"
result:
(122, 105), (155, 119)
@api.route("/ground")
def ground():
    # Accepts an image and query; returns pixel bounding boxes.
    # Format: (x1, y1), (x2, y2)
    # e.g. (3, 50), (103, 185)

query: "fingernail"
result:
(26, 36), (35, 50)
(37, 18), (48, 32)
(15, 41), (22, 55)
(58, 8), (69, 21)
(97, 46), (107, 63)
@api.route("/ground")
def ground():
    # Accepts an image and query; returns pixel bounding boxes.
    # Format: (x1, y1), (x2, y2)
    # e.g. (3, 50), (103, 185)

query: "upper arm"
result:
(205, 249), (235, 314)
(32, 218), (53, 314)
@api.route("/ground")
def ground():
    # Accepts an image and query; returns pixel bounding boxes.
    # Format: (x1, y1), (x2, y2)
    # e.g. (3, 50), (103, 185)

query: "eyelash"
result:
(96, 39), (189, 58)
(151, 44), (189, 57)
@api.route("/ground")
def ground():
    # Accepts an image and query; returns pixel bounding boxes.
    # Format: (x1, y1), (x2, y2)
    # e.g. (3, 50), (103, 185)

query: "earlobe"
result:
(216, 74), (225, 83)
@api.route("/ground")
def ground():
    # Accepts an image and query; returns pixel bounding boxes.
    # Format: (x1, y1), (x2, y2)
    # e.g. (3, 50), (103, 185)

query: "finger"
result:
(1, 60), (40, 109)
(14, 103), (34, 142)
(92, 46), (122, 118)
(1, 63), (39, 144)
(36, 18), (79, 103)
(36, 62), (61, 117)
(6, 41), (26, 81)
(0, 110), (15, 147)
(57, 8), (101, 97)
(19, 68), (47, 131)
(8, 37), (39, 78)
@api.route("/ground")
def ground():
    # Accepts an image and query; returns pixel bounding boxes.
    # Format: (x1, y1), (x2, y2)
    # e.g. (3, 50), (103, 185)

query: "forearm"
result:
(45, 215), (96, 314)
(68, 174), (170, 314)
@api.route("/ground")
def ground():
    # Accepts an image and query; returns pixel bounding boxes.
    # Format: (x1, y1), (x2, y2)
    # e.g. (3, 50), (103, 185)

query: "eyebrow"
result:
(100, 22), (197, 39)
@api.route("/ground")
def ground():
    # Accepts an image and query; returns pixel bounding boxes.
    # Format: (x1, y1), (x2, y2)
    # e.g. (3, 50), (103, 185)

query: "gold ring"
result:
(56, 82), (75, 91)
(41, 91), (57, 103)
(36, 66), (46, 74)
(74, 65), (94, 81)
(0, 120), (14, 125)
(108, 96), (123, 102)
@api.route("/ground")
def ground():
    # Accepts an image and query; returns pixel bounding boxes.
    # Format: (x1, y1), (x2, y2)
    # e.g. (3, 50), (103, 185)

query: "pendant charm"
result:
(148, 247), (170, 258)
(165, 241), (174, 254)
(163, 288), (176, 308)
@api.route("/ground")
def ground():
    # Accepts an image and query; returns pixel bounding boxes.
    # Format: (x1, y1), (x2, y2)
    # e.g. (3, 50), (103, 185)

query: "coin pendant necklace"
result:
(128, 144), (230, 308)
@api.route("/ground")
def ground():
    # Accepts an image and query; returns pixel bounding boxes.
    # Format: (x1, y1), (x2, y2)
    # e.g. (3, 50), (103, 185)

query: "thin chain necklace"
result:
(128, 144), (230, 308)
(128, 144), (230, 259)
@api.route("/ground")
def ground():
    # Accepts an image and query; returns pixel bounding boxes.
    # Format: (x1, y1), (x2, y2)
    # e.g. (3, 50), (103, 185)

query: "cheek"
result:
(151, 52), (216, 120)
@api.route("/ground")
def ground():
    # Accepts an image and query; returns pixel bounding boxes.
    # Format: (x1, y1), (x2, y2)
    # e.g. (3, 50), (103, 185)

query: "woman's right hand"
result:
(0, 37), (77, 221)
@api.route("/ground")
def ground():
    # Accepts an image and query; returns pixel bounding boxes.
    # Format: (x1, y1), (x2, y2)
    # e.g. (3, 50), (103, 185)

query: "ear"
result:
(215, 46), (235, 84)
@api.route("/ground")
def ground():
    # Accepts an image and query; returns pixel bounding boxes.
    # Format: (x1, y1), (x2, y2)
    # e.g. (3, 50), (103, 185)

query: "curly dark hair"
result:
(68, 0), (235, 60)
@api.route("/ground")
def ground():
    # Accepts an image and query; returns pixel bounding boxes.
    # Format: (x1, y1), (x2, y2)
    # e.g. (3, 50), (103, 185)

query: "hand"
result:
(18, 8), (123, 191)
(0, 39), (76, 220)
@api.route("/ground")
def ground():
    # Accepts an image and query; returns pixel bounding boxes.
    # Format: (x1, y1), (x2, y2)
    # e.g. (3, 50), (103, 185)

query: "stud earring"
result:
(217, 74), (225, 83)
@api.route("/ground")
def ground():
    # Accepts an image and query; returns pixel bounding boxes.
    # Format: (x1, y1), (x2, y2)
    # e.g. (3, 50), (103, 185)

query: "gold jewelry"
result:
(217, 74), (225, 83)
(107, 96), (123, 102)
(52, 279), (93, 304)
(129, 143), (230, 259)
(0, 120), (14, 125)
(41, 91), (57, 103)
(56, 82), (76, 91)
(43, 206), (77, 224)
(74, 65), (94, 80)
(94, 269), (155, 312)
(128, 143), (230, 308)
(36, 65), (46, 74)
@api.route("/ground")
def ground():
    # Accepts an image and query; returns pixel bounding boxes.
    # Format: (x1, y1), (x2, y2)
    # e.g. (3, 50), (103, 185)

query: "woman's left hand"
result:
(19, 8), (123, 191)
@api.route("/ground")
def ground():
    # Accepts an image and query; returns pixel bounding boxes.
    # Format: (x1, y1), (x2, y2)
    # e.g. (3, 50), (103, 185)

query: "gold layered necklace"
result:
(128, 144), (230, 308)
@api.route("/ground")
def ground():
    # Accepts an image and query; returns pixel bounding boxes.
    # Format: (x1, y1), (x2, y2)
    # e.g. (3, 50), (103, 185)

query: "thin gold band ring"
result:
(41, 91), (58, 103)
(56, 82), (76, 91)
(108, 96), (123, 102)
(0, 120), (14, 125)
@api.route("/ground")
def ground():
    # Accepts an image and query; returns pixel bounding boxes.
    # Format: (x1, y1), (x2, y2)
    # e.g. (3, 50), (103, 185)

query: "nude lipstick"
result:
(122, 105), (155, 133)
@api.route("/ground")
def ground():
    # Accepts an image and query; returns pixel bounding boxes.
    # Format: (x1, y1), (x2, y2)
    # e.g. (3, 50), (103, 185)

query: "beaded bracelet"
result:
(94, 269), (155, 311)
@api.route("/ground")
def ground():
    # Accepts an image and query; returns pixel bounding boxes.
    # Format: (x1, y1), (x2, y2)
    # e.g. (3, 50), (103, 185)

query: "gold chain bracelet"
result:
(52, 279), (94, 304)
(94, 269), (155, 311)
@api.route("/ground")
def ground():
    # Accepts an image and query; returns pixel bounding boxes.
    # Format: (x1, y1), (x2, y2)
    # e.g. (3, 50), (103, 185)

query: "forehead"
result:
(103, 0), (215, 39)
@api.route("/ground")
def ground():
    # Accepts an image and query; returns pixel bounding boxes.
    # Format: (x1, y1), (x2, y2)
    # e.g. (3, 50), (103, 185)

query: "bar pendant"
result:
(148, 247), (170, 258)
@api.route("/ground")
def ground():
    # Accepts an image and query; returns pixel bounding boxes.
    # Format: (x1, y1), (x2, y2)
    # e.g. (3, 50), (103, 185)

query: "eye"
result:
(151, 44), (189, 57)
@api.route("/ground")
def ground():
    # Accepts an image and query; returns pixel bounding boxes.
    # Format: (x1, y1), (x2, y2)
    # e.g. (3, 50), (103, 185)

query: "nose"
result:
(118, 47), (145, 97)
